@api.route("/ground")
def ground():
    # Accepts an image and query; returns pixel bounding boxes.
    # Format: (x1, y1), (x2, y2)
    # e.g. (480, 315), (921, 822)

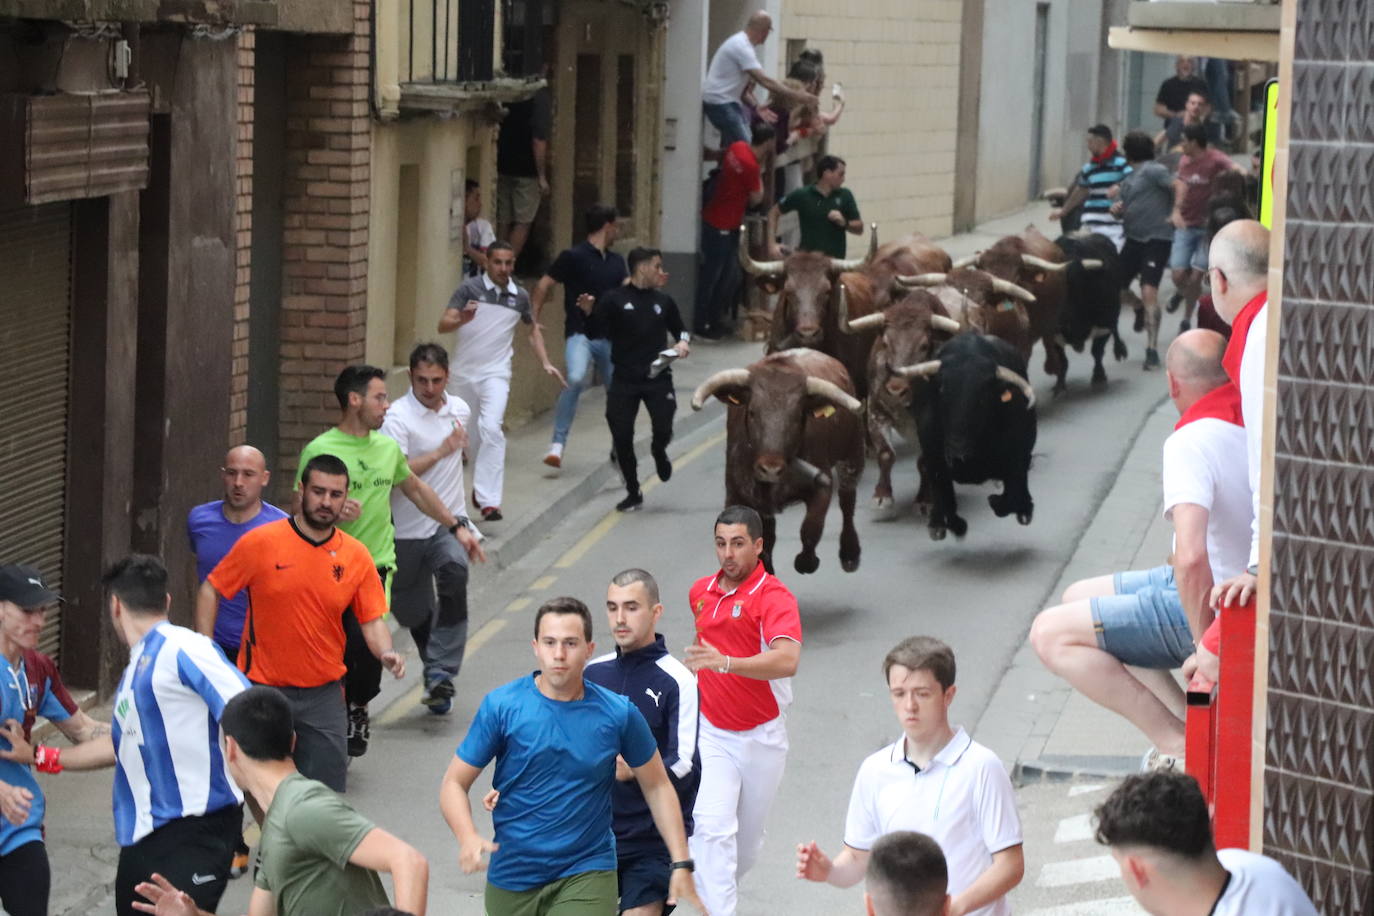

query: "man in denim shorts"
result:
(1029, 330), (1251, 768)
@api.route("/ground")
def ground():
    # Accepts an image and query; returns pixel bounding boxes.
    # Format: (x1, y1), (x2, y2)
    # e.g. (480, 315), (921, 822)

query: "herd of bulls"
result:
(691, 224), (1127, 575)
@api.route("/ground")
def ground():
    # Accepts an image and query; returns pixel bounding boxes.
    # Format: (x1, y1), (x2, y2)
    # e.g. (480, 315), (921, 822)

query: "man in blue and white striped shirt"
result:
(104, 555), (250, 916)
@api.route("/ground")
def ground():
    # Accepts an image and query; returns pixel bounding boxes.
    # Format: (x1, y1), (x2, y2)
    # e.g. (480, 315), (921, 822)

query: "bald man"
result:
(190, 446), (289, 662)
(702, 10), (816, 146)
(1031, 329), (1250, 768)
(1204, 220), (1269, 625)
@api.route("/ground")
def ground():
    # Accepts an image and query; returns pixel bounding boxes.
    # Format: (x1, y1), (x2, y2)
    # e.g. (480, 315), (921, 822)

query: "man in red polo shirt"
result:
(684, 504), (801, 916)
(695, 124), (775, 340)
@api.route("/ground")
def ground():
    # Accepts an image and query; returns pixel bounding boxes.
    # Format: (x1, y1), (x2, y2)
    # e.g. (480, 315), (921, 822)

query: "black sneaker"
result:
(422, 676), (455, 715)
(653, 448), (672, 482)
(1166, 293), (1183, 313)
(616, 492), (644, 512)
(347, 704), (370, 757)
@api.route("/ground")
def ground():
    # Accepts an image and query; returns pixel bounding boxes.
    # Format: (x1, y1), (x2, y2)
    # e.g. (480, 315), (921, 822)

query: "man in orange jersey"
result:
(195, 453), (405, 792)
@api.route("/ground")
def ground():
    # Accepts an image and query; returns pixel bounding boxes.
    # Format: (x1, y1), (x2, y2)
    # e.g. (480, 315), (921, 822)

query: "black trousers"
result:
(606, 375), (676, 494)
(115, 804), (241, 916)
(0, 840), (49, 916)
(342, 565), (392, 707)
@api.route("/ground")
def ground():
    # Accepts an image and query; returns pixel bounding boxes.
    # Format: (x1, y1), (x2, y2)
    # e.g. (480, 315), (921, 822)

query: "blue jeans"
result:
(552, 334), (613, 445)
(703, 101), (750, 146)
(696, 223), (741, 333)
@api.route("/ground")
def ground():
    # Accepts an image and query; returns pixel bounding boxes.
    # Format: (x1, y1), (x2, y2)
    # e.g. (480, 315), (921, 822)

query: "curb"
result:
(1013, 756), (1143, 786)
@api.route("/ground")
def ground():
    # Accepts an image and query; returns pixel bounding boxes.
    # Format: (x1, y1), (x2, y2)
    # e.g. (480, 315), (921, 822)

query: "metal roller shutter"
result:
(0, 204), (72, 660)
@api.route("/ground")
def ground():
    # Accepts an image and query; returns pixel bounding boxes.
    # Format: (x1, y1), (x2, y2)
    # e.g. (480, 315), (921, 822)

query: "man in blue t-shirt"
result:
(189, 445), (288, 662)
(439, 597), (704, 916)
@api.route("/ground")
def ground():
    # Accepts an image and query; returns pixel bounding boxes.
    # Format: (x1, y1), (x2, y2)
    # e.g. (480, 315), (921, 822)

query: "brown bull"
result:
(691, 348), (865, 575)
(893, 266), (1037, 357)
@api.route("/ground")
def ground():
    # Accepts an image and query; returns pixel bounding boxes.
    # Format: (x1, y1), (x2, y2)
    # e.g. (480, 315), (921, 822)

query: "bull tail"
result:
(1112, 326), (1128, 362)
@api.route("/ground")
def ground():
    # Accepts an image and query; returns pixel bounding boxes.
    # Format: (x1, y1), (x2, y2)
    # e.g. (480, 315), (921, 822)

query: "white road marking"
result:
(1025, 896), (1144, 915)
(1068, 783), (1106, 797)
(1036, 854), (1120, 887)
(1053, 813), (1094, 844)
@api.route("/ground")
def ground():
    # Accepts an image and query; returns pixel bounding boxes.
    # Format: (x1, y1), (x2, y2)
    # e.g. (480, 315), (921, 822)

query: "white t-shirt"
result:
(1240, 303), (1267, 569)
(1214, 848), (1317, 915)
(381, 389), (472, 540)
(465, 219), (496, 276)
(844, 729), (1022, 916)
(702, 31), (762, 106)
(447, 273), (532, 383)
(1161, 416), (1252, 583)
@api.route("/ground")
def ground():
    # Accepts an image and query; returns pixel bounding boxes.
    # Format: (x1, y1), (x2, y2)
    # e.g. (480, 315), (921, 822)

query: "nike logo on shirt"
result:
(190, 873), (217, 886)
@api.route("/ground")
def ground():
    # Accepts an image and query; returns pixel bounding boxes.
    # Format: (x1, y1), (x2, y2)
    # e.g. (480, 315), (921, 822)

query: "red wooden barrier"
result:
(1184, 597), (1257, 850)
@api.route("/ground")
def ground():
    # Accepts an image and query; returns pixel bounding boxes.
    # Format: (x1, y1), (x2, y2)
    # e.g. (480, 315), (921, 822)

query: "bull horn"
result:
(995, 366), (1037, 409)
(790, 457), (832, 488)
(738, 227), (784, 276)
(868, 222), (878, 258)
(1021, 254), (1068, 273)
(691, 368), (751, 410)
(829, 224), (877, 273)
(837, 283), (885, 334)
(1079, 259), (1104, 270)
(895, 273), (948, 288)
(952, 254), (979, 269)
(895, 360), (941, 379)
(990, 277), (1037, 303)
(930, 315), (962, 335)
(804, 377), (863, 414)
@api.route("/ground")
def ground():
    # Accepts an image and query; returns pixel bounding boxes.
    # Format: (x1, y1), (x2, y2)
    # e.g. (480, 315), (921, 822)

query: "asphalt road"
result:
(205, 338), (1172, 916)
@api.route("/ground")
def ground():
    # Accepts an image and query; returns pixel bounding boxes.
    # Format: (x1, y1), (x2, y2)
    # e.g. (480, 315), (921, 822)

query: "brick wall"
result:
(277, 0), (373, 483)
(230, 27), (254, 444)
(779, 0), (963, 247)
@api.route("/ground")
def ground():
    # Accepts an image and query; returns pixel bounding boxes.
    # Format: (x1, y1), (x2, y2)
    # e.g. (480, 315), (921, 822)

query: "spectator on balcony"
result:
(697, 123), (773, 340)
(462, 180), (495, 278)
(1153, 56), (1209, 127)
(1203, 219), (1270, 681)
(1030, 329), (1251, 772)
(1155, 91), (1223, 155)
(1095, 771), (1317, 915)
(496, 85), (552, 263)
(702, 11), (816, 148)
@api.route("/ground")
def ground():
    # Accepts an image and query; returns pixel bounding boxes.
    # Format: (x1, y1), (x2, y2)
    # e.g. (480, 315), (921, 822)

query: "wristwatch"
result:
(670, 859), (695, 873)
(449, 517), (470, 534)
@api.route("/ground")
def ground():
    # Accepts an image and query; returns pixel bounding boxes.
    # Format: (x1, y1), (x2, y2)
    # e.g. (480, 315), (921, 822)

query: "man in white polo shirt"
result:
(797, 636), (1023, 916)
(438, 240), (552, 522)
(702, 11), (815, 147)
(381, 342), (487, 715)
(1029, 329), (1250, 769)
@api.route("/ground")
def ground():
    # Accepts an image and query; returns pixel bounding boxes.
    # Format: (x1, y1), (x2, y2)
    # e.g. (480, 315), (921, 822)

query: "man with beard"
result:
(196, 454), (406, 792)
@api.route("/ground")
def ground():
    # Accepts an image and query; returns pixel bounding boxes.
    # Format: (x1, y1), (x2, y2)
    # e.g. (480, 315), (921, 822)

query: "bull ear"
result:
(713, 385), (750, 407)
(755, 275), (784, 295)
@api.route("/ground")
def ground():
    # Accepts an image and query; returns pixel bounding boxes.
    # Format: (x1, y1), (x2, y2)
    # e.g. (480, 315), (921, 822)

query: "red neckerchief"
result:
(1175, 382), (1244, 430)
(1091, 141), (1120, 164)
(1222, 292), (1267, 385)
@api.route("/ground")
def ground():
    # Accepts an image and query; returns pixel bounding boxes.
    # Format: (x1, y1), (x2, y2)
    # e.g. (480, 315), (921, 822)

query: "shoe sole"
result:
(543, 455), (561, 468)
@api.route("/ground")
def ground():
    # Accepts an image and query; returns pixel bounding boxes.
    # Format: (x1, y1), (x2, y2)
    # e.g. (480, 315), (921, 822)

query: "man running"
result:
(586, 569), (701, 915)
(297, 365), (470, 757)
(188, 446), (288, 668)
(584, 247), (691, 512)
(131, 686), (431, 916)
(796, 636), (1024, 916)
(439, 597), (703, 916)
(684, 505), (801, 916)
(198, 454), (405, 791)
(533, 204), (628, 468)
(381, 343), (487, 714)
(0, 564), (115, 916)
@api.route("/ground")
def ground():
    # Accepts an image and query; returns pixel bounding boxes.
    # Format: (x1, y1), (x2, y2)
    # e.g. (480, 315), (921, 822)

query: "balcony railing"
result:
(403, 0), (495, 84)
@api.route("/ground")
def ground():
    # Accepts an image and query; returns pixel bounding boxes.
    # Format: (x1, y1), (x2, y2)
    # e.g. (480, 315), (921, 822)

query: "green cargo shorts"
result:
(485, 870), (618, 916)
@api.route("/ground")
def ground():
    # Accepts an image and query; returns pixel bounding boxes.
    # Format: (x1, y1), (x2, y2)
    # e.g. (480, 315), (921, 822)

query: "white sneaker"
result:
(1141, 747), (1185, 773)
(543, 443), (564, 469)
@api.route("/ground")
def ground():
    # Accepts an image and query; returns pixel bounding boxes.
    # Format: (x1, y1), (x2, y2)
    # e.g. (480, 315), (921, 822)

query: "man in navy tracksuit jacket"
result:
(587, 569), (701, 915)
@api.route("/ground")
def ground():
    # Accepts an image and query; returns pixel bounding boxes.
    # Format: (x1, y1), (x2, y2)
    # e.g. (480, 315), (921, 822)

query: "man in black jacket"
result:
(586, 569), (701, 915)
(584, 247), (691, 511)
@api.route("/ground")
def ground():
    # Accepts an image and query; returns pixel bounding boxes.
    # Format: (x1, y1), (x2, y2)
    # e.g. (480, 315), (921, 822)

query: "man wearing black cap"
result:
(0, 565), (118, 916)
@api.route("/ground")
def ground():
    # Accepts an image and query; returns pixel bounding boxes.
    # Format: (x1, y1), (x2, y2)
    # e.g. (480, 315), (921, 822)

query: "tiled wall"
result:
(1264, 1), (1374, 910)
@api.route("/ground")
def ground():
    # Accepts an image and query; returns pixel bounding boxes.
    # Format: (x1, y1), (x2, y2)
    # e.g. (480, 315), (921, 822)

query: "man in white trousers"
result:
(438, 240), (553, 522)
(683, 505), (802, 915)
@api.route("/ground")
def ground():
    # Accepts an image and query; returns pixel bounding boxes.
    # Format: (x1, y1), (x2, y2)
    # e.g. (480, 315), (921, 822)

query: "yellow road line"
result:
(505, 596), (532, 613)
(529, 575), (558, 591)
(553, 430), (727, 569)
(466, 617), (509, 653)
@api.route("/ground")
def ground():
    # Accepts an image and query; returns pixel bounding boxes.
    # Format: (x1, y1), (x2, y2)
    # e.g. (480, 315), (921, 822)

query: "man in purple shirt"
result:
(188, 445), (288, 663)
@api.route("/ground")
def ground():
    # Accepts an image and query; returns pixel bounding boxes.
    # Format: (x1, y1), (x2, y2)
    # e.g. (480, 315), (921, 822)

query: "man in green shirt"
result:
(767, 155), (863, 259)
(131, 686), (430, 916)
(297, 365), (480, 759)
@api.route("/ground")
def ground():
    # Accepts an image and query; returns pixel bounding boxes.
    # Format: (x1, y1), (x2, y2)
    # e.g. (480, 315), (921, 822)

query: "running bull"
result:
(692, 348), (865, 574)
(904, 333), (1038, 540)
